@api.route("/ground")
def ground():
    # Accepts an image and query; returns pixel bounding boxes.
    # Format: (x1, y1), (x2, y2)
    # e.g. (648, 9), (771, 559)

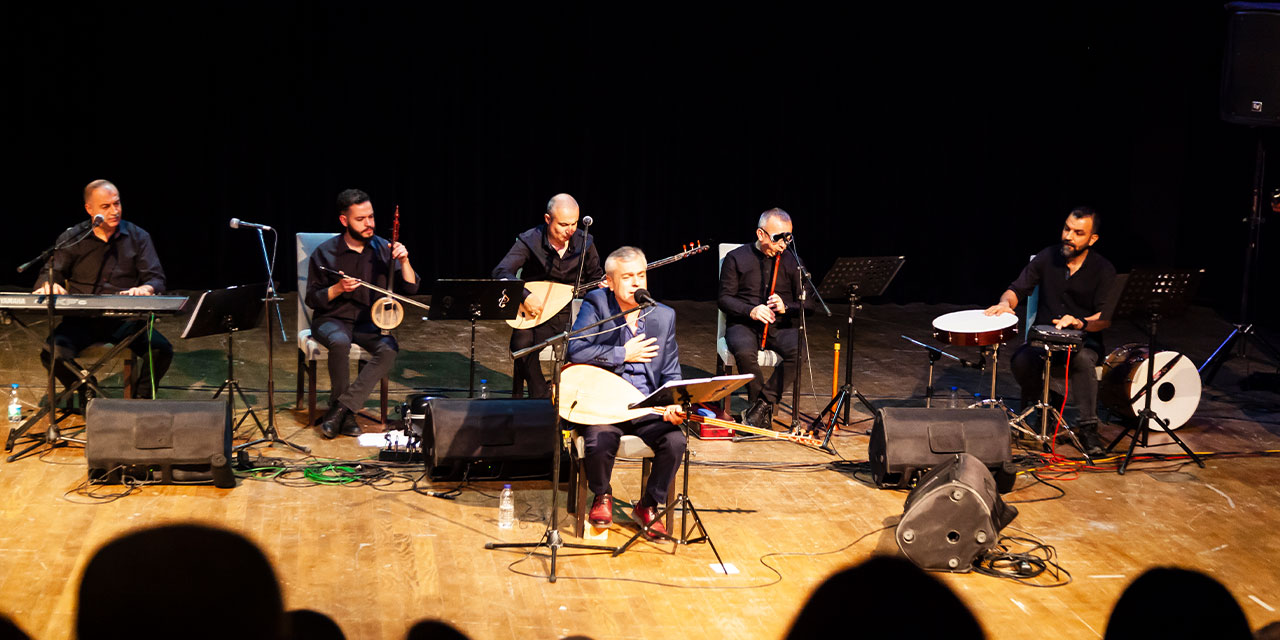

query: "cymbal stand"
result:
(1007, 342), (1091, 461)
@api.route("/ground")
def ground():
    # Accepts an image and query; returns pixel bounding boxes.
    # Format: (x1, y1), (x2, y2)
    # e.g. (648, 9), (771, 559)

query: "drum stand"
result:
(1008, 342), (1092, 461)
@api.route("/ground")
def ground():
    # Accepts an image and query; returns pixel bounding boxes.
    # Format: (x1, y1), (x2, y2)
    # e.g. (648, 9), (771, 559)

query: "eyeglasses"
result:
(759, 229), (793, 243)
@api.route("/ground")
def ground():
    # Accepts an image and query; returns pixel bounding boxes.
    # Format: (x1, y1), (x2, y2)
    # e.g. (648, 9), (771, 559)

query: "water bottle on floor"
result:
(498, 484), (514, 529)
(8, 384), (21, 423)
(948, 386), (960, 409)
(479, 379), (489, 399)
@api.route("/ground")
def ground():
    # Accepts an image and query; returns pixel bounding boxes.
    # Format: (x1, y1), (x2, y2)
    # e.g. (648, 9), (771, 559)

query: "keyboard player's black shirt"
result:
(35, 220), (166, 295)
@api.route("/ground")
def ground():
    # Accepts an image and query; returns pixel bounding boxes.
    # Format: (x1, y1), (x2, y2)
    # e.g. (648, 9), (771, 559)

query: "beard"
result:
(346, 226), (373, 245)
(1060, 241), (1086, 259)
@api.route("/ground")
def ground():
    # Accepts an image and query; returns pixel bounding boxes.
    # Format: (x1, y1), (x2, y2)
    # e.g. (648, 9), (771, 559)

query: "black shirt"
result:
(491, 225), (604, 301)
(718, 243), (803, 331)
(305, 234), (419, 324)
(35, 219), (166, 294)
(1009, 245), (1117, 351)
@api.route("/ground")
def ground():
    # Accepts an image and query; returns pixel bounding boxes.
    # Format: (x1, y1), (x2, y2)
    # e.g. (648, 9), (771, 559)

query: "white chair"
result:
(714, 243), (801, 416)
(294, 233), (388, 425)
(566, 433), (675, 539)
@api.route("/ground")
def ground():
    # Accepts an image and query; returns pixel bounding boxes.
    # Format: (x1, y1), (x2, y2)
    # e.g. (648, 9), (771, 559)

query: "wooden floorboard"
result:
(1, 295), (1278, 639)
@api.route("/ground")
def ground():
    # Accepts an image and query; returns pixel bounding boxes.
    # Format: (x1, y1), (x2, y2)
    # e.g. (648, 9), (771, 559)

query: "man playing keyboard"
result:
(33, 179), (172, 398)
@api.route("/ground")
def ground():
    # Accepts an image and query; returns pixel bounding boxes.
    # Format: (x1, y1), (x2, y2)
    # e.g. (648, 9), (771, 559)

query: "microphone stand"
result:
(6, 221), (101, 460)
(236, 227), (308, 454)
(487, 297), (657, 582)
(786, 238), (829, 433)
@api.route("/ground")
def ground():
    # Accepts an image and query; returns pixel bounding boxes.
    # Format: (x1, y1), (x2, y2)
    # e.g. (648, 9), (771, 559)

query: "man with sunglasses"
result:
(718, 208), (803, 430)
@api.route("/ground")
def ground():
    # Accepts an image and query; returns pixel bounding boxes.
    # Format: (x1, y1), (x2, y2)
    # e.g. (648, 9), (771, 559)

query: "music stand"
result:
(806, 256), (904, 444)
(180, 284), (267, 437)
(427, 279), (523, 397)
(612, 375), (750, 566)
(1104, 268), (1206, 474)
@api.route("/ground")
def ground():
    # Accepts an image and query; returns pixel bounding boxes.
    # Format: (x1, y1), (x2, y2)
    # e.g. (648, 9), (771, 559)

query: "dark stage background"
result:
(6, 3), (1279, 325)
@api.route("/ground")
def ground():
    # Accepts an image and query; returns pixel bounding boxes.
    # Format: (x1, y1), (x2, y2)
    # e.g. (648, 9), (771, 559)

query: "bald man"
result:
(33, 180), (172, 398)
(492, 194), (604, 398)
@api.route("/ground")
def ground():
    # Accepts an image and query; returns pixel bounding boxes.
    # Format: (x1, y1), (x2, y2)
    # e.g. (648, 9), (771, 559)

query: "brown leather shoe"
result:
(588, 494), (614, 526)
(631, 504), (668, 540)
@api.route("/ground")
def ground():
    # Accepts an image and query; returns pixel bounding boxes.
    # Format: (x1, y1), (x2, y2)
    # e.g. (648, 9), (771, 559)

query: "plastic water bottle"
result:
(498, 484), (514, 529)
(7, 384), (21, 423)
(479, 379), (489, 399)
(948, 386), (960, 409)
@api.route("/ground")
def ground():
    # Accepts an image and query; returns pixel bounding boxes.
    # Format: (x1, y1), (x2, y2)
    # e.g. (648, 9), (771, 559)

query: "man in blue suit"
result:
(568, 246), (686, 539)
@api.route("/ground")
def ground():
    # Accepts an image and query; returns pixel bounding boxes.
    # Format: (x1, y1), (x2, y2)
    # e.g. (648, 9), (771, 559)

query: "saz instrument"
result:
(506, 242), (709, 330)
(371, 207), (404, 330)
(557, 364), (828, 450)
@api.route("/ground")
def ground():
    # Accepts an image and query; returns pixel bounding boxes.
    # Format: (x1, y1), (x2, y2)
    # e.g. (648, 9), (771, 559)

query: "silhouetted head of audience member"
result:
(1105, 567), (1251, 639)
(786, 555), (985, 639)
(0, 613), (30, 640)
(1255, 620), (1280, 640)
(405, 619), (470, 640)
(77, 524), (286, 640)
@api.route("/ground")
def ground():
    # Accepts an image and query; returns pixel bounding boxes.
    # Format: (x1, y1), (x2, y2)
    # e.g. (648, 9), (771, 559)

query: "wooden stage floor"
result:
(1, 295), (1278, 639)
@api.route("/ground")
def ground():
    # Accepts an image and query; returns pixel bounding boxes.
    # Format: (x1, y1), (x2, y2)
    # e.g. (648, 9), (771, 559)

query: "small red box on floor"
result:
(689, 404), (736, 440)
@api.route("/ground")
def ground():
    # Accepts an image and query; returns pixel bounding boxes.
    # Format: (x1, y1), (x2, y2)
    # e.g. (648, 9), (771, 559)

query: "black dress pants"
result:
(580, 415), (686, 508)
(312, 318), (398, 413)
(725, 323), (802, 404)
(1010, 343), (1102, 425)
(41, 317), (173, 398)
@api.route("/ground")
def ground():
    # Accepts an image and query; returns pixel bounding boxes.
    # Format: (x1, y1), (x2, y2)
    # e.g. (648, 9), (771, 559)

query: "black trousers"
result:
(725, 323), (802, 404)
(580, 415), (686, 507)
(509, 308), (570, 399)
(1010, 343), (1102, 425)
(41, 317), (173, 398)
(312, 318), (397, 413)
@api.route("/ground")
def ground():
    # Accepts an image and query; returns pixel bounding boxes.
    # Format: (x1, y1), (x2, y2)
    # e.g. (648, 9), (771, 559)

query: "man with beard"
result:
(306, 188), (417, 438)
(492, 193), (603, 398)
(568, 246), (685, 539)
(33, 179), (172, 398)
(984, 206), (1116, 455)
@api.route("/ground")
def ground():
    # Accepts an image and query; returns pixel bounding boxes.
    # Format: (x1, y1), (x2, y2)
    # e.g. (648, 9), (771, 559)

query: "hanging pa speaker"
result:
(868, 407), (1013, 490)
(896, 453), (1018, 573)
(1221, 3), (1280, 126)
(85, 399), (234, 488)
(423, 398), (557, 479)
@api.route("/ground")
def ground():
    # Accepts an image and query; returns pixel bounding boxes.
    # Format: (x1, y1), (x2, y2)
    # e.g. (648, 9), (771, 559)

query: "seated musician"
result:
(33, 179), (172, 399)
(492, 193), (604, 399)
(305, 189), (417, 439)
(718, 208), (803, 430)
(984, 206), (1116, 456)
(567, 246), (685, 539)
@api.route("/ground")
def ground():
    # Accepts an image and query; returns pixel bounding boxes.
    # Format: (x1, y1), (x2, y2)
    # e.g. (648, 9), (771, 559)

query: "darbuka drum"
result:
(1100, 344), (1201, 431)
(932, 309), (1018, 346)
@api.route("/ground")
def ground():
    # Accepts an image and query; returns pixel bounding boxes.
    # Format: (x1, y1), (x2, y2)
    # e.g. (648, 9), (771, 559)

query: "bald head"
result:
(544, 193), (581, 247)
(84, 179), (118, 203)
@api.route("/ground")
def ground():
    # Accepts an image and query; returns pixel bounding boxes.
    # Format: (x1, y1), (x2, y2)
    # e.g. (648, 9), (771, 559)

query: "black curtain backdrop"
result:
(6, 3), (1278, 324)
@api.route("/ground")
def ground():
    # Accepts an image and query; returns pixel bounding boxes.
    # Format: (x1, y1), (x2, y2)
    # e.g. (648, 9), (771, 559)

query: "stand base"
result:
(1105, 413), (1205, 475)
(485, 527), (617, 583)
(1009, 402), (1092, 463)
(1200, 323), (1280, 385)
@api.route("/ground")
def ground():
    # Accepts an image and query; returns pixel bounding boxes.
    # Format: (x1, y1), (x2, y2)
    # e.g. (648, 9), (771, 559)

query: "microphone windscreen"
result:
(229, 218), (241, 229)
(581, 215), (594, 227)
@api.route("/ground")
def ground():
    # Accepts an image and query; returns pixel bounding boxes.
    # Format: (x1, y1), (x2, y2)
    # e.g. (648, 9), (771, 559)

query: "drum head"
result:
(1123, 351), (1201, 431)
(932, 309), (1018, 346)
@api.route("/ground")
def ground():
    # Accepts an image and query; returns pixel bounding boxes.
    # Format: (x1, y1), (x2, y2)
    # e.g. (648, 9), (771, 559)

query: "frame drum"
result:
(1099, 344), (1201, 431)
(932, 309), (1018, 346)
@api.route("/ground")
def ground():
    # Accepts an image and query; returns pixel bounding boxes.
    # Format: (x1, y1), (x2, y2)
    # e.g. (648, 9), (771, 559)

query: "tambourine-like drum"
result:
(932, 310), (1019, 346)
(1099, 344), (1201, 431)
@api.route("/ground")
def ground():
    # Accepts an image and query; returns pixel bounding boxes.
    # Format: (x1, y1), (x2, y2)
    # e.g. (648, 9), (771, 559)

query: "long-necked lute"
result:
(557, 364), (828, 451)
(317, 264), (429, 327)
(507, 241), (709, 330)
(370, 207), (404, 330)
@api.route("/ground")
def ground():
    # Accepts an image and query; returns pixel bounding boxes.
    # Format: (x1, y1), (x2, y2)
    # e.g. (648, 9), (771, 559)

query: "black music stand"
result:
(806, 256), (904, 445)
(180, 284), (267, 437)
(612, 375), (750, 566)
(427, 279), (524, 397)
(1104, 268), (1206, 474)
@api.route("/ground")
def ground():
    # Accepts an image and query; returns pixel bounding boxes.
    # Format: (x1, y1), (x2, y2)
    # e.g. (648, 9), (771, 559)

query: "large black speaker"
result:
(1221, 3), (1280, 126)
(868, 407), (1012, 490)
(85, 399), (234, 488)
(419, 397), (557, 479)
(896, 453), (1018, 573)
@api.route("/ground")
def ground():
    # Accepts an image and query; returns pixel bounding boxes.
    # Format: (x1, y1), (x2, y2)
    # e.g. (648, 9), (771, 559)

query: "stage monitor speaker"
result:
(85, 399), (234, 488)
(423, 398), (556, 479)
(896, 453), (1018, 573)
(1221, 2), (1280, 126)
(868, 407), (1013, 490)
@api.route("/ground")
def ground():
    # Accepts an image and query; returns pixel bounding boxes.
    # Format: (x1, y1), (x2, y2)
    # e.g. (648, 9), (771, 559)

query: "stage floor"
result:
(1, 295), (1278, 639)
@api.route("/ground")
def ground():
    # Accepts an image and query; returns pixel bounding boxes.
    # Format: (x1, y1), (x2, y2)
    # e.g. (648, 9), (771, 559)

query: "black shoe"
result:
(340, 410), (362, 437)
(742, 399), (775, 430)
(320, 406), (351, 440)
(1076, 422), (1105, 457)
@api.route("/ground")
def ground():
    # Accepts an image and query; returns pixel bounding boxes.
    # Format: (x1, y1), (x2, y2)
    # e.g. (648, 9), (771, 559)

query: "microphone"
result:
(230, 218), (273, 231)
(634, 288), (656, 307)
(92, 214), (105, 227)
(581, 215), (594, 227)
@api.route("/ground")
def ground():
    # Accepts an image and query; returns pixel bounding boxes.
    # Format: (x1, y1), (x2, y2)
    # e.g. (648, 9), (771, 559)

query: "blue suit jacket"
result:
(567, 288), (681, 392)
